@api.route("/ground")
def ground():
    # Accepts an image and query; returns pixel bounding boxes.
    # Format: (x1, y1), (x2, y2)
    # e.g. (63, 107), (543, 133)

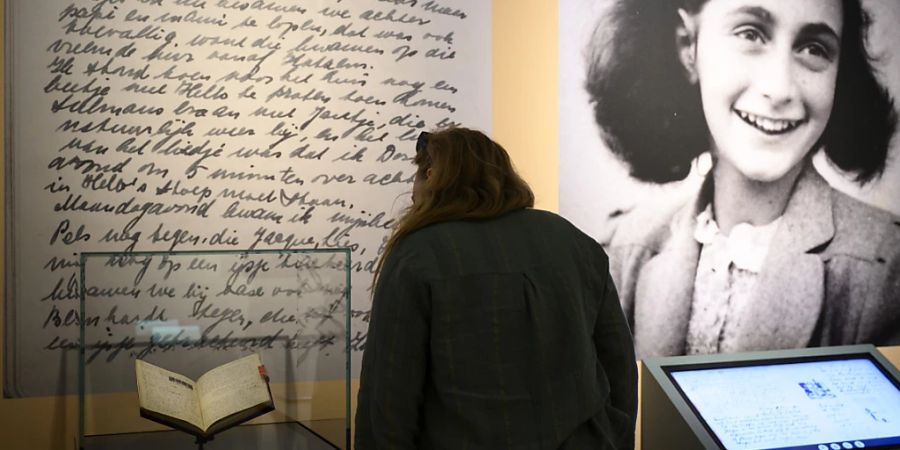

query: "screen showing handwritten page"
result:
(5, 0), (490, 397)
(669, 359), (900, 450)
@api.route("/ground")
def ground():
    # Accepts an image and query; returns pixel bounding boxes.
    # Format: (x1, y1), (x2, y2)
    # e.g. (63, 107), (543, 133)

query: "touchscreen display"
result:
(667, 358), (900, 450)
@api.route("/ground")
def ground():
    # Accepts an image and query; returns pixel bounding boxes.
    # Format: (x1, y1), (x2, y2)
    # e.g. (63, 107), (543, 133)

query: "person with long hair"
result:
(585, 0), (900, 358)
(355, 127), (637, 449)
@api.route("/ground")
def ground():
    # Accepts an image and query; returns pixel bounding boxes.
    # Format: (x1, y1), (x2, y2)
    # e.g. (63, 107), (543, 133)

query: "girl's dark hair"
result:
(586, 0), (897, 184)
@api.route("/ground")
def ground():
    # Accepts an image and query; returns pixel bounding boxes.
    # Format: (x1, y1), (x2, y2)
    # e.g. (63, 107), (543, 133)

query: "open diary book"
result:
(135, 353), (275, 438)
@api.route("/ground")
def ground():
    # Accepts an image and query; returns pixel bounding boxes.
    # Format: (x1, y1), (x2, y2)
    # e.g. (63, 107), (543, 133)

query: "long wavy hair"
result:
(373, 127), (535, 282)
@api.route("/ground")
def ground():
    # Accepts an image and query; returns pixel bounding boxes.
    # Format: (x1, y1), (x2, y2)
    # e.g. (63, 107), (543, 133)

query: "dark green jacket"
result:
(356, 209), (637, 449)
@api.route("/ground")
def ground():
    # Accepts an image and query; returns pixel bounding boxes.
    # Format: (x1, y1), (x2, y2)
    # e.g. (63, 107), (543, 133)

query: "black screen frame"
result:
(643, 345), (900, 450)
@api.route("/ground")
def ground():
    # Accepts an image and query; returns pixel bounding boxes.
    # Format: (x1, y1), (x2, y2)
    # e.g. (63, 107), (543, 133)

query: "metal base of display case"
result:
(80, 421), (344, 450)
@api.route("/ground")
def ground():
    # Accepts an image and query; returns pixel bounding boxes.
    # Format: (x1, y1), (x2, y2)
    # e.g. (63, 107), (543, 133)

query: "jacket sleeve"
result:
(594, 266), (638, 448)
(871, 234), (900, 345)
(355, 249), (430, 450)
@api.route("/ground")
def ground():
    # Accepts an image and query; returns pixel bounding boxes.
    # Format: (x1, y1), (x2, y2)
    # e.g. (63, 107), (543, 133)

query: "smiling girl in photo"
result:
(586, 0), (900, 358)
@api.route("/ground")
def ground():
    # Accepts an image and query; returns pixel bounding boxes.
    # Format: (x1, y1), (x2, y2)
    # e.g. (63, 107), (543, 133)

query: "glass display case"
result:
(78, 249), (351, 449)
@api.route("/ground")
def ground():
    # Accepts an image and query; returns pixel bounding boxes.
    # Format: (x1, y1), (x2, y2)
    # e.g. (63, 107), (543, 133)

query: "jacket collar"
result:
(633, 164), (835, 358)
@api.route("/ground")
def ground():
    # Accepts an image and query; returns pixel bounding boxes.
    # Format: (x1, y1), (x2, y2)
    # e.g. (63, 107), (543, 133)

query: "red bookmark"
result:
(258, 365), (269, 382)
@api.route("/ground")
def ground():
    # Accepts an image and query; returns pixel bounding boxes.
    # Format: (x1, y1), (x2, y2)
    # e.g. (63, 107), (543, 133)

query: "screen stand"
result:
(195, 435), (212, 450)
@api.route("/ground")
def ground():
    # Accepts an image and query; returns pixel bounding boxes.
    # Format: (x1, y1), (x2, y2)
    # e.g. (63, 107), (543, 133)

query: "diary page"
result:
(135, 359), (203, 429)
(196, 354), (270, 429)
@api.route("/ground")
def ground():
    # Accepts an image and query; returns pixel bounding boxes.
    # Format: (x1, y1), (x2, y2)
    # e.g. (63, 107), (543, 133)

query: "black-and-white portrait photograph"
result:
(560, 0), (900, 358)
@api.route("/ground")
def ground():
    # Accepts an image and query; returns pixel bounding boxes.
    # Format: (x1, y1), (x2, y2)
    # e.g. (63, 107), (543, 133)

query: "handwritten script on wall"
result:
(81, 250), (349, 394)
(5, 0), (490, 397)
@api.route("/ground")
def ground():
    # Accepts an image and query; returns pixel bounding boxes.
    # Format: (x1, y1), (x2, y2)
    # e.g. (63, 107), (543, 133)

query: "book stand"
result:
(77, 422), (342, 450)
(195, 435), (212, 450)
